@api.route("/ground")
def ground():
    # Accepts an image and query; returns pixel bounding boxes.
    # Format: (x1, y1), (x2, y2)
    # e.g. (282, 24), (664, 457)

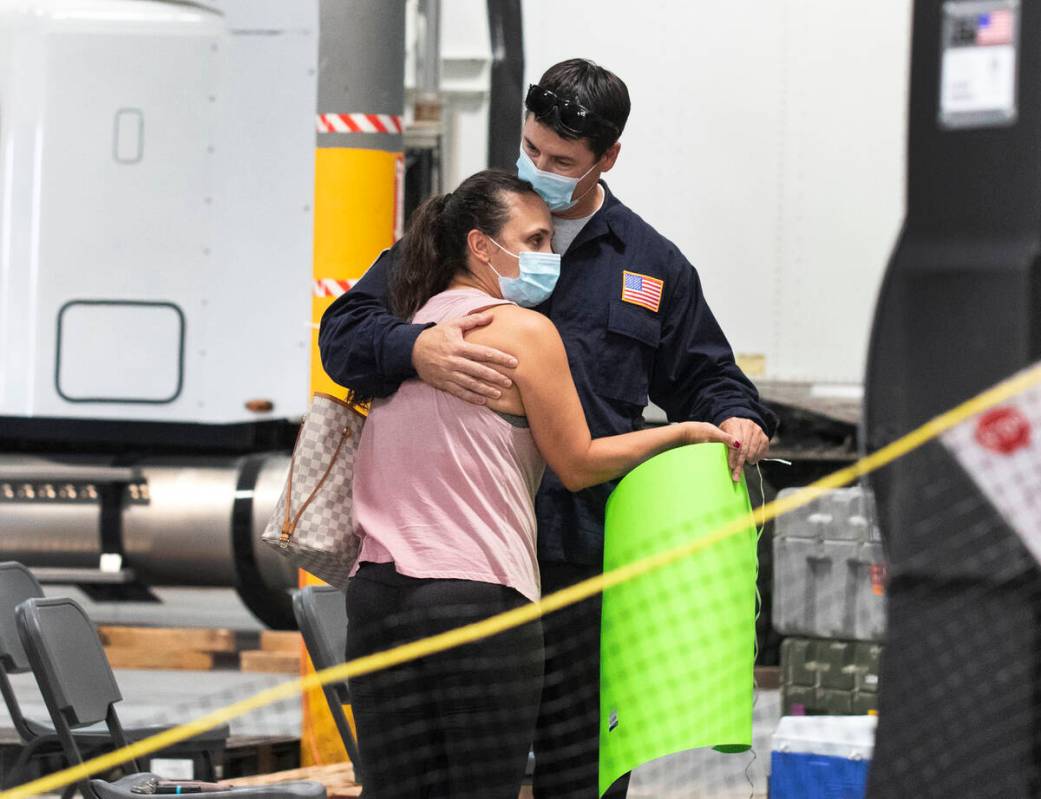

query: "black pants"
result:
(346, 563), (544, 799)
(533, 562), (630, 799)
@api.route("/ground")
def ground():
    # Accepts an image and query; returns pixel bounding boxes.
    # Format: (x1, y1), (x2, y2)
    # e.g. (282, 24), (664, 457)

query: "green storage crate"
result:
(781, 637), (881, 716)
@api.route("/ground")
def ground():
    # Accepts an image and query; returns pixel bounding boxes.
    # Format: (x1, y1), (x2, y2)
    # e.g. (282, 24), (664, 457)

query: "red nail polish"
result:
(734, 441), (742, 449)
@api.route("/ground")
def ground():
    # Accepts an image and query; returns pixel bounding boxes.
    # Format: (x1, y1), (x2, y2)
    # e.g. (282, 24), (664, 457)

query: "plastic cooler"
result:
(770, 715), (876, 799)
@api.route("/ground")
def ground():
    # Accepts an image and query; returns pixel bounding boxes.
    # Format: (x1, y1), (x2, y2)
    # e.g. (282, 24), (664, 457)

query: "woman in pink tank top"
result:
(345, 171), (740, 798)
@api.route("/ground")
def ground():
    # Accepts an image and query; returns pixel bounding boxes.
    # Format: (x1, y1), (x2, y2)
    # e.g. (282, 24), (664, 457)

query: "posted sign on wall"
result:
(939, 0), (1019, 129)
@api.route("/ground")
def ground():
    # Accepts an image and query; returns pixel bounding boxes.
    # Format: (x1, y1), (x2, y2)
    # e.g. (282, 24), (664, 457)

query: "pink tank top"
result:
(350, 288), (545, 602)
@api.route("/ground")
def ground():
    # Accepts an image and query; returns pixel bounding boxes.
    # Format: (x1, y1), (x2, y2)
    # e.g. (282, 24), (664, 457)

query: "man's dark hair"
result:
(533, 59), (631, 157)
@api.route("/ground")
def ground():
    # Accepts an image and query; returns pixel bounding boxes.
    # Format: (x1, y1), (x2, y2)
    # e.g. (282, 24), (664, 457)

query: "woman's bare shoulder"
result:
(488, 303), (557, 334)
(465, 304), (560, 352)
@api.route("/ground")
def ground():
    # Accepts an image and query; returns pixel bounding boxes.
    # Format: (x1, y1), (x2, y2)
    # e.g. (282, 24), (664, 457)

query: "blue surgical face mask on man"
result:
(485, 237), (561, 307)
(516, 149), (599, 213)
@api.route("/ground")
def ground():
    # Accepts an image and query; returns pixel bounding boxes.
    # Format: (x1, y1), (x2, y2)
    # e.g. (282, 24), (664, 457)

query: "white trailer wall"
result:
(0, 0), (317, 424)
(445, 0), (912, 389)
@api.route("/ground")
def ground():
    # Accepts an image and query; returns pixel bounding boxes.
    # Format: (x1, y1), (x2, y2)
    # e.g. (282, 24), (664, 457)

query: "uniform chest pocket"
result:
(594, 302), (662, 407)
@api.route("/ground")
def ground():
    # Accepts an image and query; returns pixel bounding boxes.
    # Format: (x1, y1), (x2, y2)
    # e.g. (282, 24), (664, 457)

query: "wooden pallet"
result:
(100, 625), (240, 671)
(240, 649), (301, 674)
(223, 735), (302, 780)
(240, 631), (303, 674)
(261, 630), (304, 652)
(98, 625), (303, 673)
(100, 625), (238, 652)
(103, 646), (217, 670)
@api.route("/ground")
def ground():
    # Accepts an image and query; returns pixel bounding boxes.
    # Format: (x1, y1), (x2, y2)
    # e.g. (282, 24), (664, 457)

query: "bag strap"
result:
(279, 419), (354, 548)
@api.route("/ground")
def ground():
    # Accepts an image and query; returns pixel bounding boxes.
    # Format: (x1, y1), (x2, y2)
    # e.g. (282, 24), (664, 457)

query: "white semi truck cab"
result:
(0, 0), (314, 428)
(0, 0), (321, 626)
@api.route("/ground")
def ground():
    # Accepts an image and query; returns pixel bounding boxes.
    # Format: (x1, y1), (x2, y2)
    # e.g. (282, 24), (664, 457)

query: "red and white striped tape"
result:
(314, 278), (355, 298)
(317, 113), (404, 135)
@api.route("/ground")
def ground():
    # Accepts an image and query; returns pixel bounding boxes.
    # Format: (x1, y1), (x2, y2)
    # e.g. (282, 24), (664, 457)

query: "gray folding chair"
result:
(16, 595), (325, 799)
(291, 586), (363, 779)
(0, 562), (227, 788)
(0, 560), (68, 790)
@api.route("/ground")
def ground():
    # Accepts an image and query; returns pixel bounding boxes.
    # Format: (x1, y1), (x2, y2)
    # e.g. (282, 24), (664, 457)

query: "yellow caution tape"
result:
(6, 363), (1040, 799)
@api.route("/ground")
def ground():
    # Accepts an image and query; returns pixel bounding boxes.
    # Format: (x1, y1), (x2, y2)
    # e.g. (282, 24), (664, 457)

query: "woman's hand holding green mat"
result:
(599, 442), (758, 796)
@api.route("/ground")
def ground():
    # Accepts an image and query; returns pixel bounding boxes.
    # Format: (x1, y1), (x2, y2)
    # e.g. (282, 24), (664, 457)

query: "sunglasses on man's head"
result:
(525, 84), (620, 139)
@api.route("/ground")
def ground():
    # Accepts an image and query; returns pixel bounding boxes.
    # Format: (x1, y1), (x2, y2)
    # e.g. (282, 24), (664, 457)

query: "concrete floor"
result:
(23, 586), (777, 798)
(627, 690), (777, 799)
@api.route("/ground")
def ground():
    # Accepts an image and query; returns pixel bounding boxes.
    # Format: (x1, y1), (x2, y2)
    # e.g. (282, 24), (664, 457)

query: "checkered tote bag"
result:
(262, 392), (364, 589)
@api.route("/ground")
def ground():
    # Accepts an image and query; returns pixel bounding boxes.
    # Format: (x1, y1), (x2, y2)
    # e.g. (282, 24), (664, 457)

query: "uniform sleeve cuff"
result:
(382, 322), (433, 381)
(712, 408), (765, 430)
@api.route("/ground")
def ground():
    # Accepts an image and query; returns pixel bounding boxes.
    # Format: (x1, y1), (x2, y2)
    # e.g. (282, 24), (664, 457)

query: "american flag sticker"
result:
(621, 271), (664, 313)
(976, 9), (1014, 46)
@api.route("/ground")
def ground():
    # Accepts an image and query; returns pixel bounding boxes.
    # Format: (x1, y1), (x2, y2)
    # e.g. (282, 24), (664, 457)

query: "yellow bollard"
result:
(303, 145), (401, 767)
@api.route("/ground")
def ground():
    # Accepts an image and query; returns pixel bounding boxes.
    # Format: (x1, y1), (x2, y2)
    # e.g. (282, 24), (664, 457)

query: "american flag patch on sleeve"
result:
(621, 271), (664, 313)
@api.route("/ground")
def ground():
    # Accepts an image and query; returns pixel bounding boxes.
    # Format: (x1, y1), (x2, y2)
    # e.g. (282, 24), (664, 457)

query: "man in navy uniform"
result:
(319, 58), (777, 799)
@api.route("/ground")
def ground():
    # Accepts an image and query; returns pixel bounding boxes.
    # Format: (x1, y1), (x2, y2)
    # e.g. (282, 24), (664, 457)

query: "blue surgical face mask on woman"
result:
(516, 149), (599, 213)
(485, 237), (561, 307)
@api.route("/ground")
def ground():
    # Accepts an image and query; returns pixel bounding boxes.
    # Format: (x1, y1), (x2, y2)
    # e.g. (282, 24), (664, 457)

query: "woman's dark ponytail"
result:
(391, 194), (452, 318)
(390, 170), (537, 319)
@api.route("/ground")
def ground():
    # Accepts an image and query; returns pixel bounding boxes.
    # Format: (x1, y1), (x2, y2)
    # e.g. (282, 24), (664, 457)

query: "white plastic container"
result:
(770, 715), (877, 799)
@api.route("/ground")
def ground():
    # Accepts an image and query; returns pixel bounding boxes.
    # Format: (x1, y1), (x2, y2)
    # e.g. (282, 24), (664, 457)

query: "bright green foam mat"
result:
(599, 443), (757, 796)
